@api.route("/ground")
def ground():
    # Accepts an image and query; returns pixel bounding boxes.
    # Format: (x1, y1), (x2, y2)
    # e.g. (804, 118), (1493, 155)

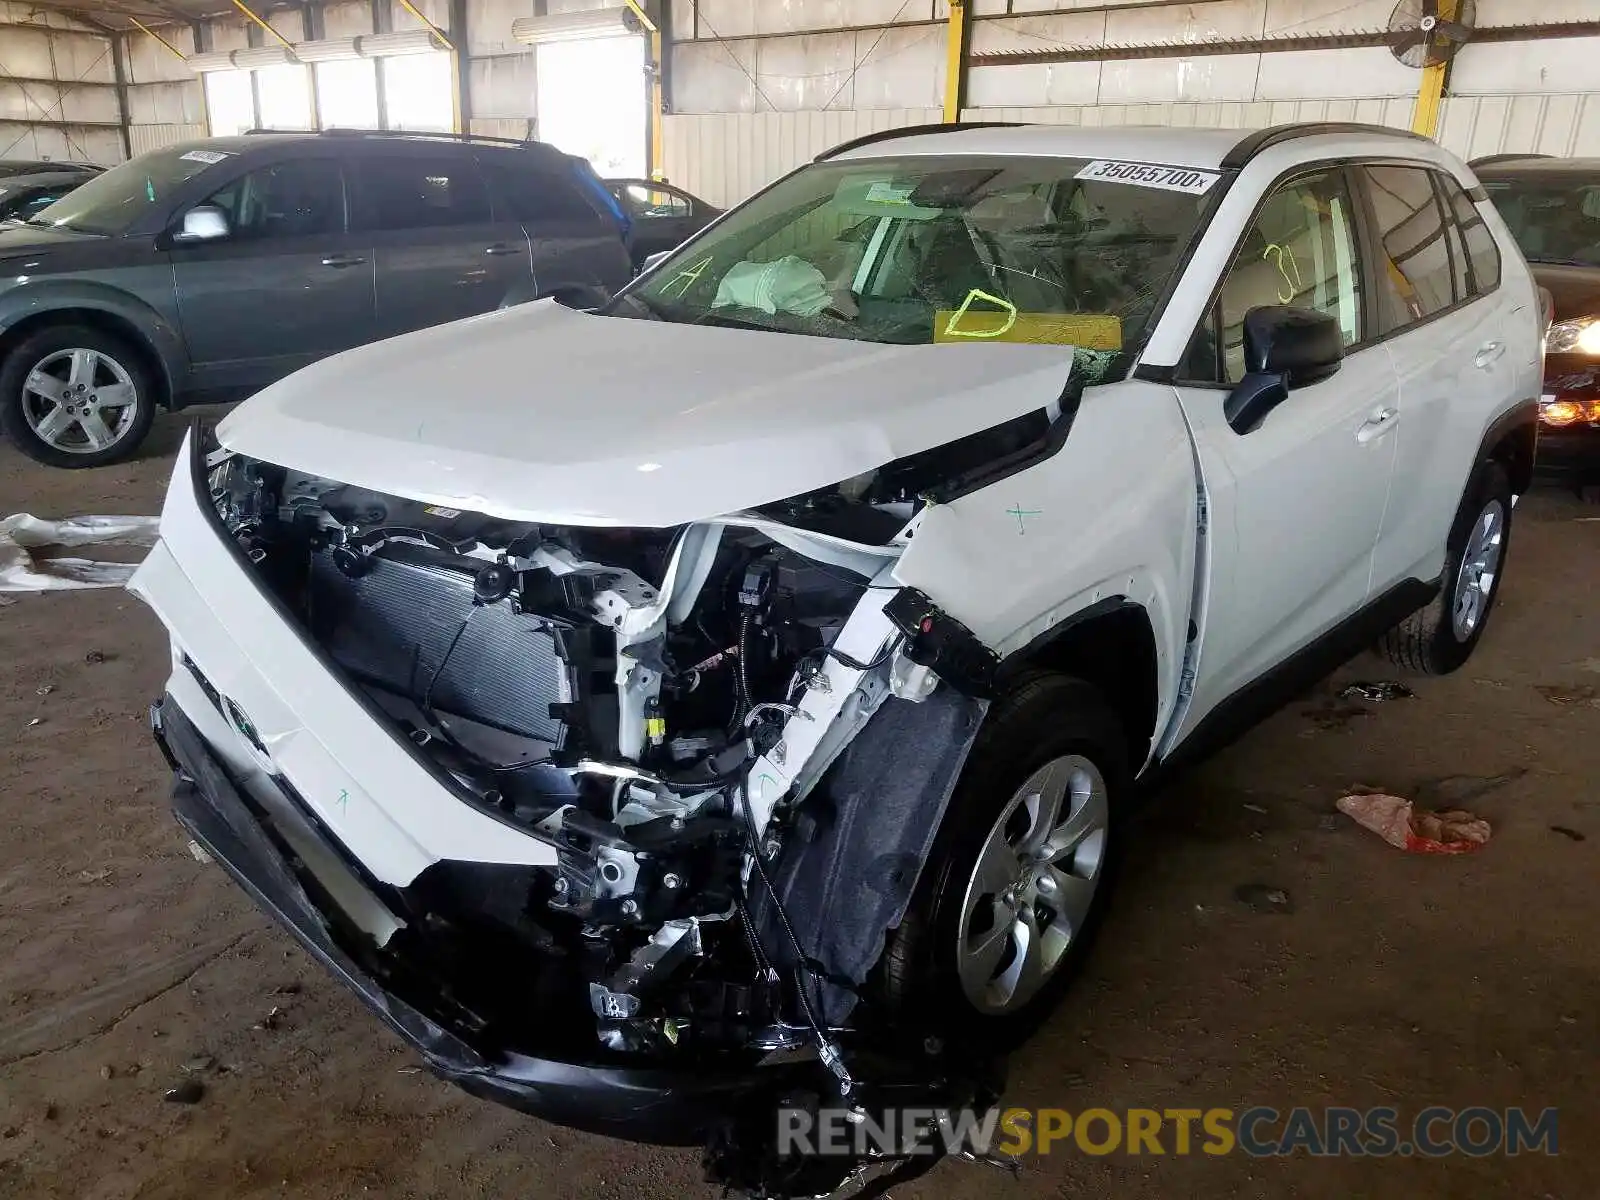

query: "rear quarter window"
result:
(481, 158), (608, 228)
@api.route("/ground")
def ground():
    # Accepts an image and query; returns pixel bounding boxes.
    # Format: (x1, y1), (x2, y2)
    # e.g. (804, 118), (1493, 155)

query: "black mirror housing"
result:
(1226, 306), (1344, 434)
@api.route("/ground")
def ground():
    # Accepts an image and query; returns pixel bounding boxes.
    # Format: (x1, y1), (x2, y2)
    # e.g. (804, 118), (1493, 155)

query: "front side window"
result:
(200, 158), (345, 240)
(1206, 169), (1363, 384)
(357, 156), (490, 231)
(621, 155), (1212, 356)
(624, 184), (691, 218)
(1362, 165), (1456, 332)
(1477, 171), (1600, 268)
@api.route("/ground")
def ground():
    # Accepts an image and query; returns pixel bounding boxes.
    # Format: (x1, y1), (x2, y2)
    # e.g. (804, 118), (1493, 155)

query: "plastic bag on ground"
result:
(1335, 792), (1492, 854)
(0, 513), (160, 594)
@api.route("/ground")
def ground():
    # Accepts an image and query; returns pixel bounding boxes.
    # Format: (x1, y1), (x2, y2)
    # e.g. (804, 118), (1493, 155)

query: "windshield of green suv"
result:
(27, 145), (231, 235)
(618, 154), (1217, 354)
(1480, 172), (1600, 266)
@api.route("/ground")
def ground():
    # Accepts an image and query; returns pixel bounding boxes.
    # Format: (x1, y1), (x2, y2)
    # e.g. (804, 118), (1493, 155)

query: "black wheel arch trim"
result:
(1477, 396), (1539, 494)
(0, 286), (187, 407)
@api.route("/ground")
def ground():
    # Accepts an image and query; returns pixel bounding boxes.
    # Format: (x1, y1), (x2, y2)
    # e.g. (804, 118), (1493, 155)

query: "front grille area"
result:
(309, 551), (567, 744)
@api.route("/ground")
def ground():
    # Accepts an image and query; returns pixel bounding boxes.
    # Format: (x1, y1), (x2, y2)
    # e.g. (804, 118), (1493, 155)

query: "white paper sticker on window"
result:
(179, 150), (232, 165)
(1075, 160), (1219, 195)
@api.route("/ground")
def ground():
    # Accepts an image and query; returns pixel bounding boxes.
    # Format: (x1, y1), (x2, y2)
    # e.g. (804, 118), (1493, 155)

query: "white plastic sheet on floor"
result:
(0, 514), (160, 596)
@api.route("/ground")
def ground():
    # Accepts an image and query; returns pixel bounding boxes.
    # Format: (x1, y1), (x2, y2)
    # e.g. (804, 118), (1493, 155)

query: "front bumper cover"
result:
(152, 693), (792, 1146)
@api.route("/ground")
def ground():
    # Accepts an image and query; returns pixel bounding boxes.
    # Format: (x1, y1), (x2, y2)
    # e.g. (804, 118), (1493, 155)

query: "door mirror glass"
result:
(176, 205), (230, 242)
(1225, 305), (1343, 434)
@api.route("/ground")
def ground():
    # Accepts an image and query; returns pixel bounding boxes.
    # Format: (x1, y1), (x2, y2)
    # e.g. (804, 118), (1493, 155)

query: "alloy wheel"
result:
(21, 347), (140, 455)
(1451, 498), (1504, 642)
(956, 754), (1110, 1014)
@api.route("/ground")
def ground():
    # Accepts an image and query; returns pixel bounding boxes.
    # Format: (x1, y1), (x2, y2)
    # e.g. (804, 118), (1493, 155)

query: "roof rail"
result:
(815, 121), (1024, 162)
(1469, 152), (1554, 169)
(1222, 122), (1431, 169)
(243, 127), (542, 148)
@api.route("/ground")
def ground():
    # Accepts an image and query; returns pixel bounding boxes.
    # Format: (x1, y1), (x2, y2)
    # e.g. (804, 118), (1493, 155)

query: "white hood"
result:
(218, 299), (1076, 527)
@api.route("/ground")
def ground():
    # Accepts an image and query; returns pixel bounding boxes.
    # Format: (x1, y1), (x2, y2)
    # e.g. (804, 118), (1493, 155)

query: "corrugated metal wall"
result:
(663, 107), (941, 206)
(0, 4), (124, 163)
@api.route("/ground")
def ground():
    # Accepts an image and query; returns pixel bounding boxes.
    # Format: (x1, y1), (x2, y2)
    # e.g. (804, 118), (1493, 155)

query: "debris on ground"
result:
(1535, 683), (1600, 708)
(253, 1006), (283, 1032)
(1339, 681), (1416, 703)
(1233, 883), (1294, 914)
(163, 1079), (205, 1105)
(35, 685), (53, 697)
(26, 717), (41, 727)
(180, 1055), (215, 1074)
(99, 1065), (114, 1081)
(42, 1104), (58, 1122)
(1336, 793), (1492, 854)
(1575, 657), (1600, 675)
(1550, 825), (1586, 842)
(77, 868), (110, 884)
(1241, 802), (1268, 815)
(0, 514), (160, 594)
(83, 649), (106, 665)
(185, 840), (212, 865)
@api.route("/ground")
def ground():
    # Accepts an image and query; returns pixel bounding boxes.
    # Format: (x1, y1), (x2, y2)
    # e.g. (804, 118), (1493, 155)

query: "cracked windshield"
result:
(616, 154), (1213, 379)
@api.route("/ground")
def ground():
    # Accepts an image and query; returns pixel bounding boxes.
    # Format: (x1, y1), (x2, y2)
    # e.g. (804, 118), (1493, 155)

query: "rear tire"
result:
(877, 674), (1128, 1050)
(0, 325), (155, 468)
(1378, 460), (1513, 675)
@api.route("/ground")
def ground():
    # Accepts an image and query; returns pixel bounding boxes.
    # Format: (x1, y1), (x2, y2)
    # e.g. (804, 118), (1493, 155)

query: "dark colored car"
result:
(0, 160), (101, 223)
(0, 132), (633, 468)
(605, 178), (721, 268)
(1475, 155), (1600, 483)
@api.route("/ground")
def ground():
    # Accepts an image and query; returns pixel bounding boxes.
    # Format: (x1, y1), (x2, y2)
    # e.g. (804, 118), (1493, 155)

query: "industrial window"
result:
(255, 63), (314, 131)
(480, 158), (604, 226)
(1211, 169), (1364, 384)
(316, 58), (379, 130)
(204, 71), (254, 138)
(201, 159), (345, 239)
(1436, 172), (1502, 296)
(380, 54), (453, 132)
(1361, 165), (1456, 332)
(357, 157), (489, 231)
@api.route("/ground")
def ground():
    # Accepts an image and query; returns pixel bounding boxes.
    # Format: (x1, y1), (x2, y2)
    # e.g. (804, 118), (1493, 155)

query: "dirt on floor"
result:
(0, 409), (1596, 1200)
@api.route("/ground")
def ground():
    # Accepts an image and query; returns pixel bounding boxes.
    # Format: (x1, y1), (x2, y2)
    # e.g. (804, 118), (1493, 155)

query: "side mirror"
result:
(174, 205), (229, 243)
(641, 249), (673, 274)
(1224, 306), (1344, 434)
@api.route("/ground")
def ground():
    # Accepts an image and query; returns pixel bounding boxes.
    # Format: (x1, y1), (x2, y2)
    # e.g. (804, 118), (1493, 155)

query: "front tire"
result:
(0, 325), (155, 468)
(877, 675), (1128, 1049)
(1379, 460), (1513, 675)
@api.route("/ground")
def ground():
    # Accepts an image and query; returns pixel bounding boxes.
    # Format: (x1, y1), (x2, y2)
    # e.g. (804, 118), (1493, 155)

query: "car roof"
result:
(822, 121), (1442, 173)
(1475, 156), (1600, 177)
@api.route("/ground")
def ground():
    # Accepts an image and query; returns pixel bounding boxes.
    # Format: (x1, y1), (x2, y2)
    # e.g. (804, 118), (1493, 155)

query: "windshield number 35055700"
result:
(1076, 160), (1220, 195)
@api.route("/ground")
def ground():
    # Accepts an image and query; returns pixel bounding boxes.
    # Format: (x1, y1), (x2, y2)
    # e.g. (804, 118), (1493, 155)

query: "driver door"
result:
(1170, 166), (1401, 738)
(171, 155), (376, 394)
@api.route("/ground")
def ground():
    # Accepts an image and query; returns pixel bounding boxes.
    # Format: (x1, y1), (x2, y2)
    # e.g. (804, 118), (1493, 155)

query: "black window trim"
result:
(1165, 155), (1506, 390)
(1436, 167), (1501, 297)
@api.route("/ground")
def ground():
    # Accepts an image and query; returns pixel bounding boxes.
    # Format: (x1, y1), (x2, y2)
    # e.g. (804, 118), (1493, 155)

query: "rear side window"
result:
(1360, 165), (1456, 332)
(1437, 171), (1501, 295)
(480, 158), (604, 226)
(356, 155), (490, 231)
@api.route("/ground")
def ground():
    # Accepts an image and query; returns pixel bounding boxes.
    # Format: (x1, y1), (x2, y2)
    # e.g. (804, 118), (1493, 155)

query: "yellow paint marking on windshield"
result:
(657, 255), (713, 299)
(936, 304), (1122, 349)
(942, 289), (1018, 339)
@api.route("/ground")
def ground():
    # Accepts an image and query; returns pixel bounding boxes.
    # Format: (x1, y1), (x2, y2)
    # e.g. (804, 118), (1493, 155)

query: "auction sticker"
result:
(180, 149), (232, 164)
(1076, 160), (1219, 194)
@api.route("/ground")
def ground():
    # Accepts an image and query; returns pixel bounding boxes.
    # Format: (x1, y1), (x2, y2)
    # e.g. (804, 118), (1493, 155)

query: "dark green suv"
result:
(0, 131), (632, 468)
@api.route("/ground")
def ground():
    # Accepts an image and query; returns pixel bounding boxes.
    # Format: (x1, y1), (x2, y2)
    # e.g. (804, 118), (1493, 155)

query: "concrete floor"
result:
(0, 408), (1595, 1200)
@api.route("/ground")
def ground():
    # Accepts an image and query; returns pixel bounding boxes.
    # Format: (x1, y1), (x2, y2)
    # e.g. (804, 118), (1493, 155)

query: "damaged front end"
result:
(158, 429), (1006, 1196)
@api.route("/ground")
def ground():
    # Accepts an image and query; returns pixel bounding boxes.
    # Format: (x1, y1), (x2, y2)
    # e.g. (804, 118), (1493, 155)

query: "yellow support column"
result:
(944, 0), (969, 123)
(1410, 0), (1458, 139)
(622, 1), (664, 180)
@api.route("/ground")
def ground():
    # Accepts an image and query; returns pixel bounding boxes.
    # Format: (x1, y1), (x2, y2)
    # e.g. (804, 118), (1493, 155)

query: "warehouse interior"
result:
(2, 2), (1599, 1199)
(4, 1), (1600, 198)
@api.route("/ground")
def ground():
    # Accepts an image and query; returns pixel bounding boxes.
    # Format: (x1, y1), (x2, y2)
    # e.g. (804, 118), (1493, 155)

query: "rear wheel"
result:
(878, 675), (1127, 1048)
(0, 325), (155, 468)
(1379, 460), (1513, 674)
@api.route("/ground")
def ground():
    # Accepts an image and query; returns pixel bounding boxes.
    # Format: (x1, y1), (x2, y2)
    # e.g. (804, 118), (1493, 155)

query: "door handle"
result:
(1474, 340), (1506, 369)
(1356, 407), (1400, 444)
(320, 254), (366, 269)
(483, 243), (518, 256)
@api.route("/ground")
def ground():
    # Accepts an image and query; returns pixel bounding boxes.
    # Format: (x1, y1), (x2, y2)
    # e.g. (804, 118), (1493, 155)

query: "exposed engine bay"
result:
(204, 448), (1005, 1196)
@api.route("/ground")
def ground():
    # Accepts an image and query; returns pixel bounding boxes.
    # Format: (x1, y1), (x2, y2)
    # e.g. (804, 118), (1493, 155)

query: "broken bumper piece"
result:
(152, 694), (801, 1146)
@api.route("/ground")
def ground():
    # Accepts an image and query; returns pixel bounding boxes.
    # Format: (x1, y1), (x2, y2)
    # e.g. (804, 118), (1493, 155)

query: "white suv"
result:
(131, 122), (1539, 1195)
